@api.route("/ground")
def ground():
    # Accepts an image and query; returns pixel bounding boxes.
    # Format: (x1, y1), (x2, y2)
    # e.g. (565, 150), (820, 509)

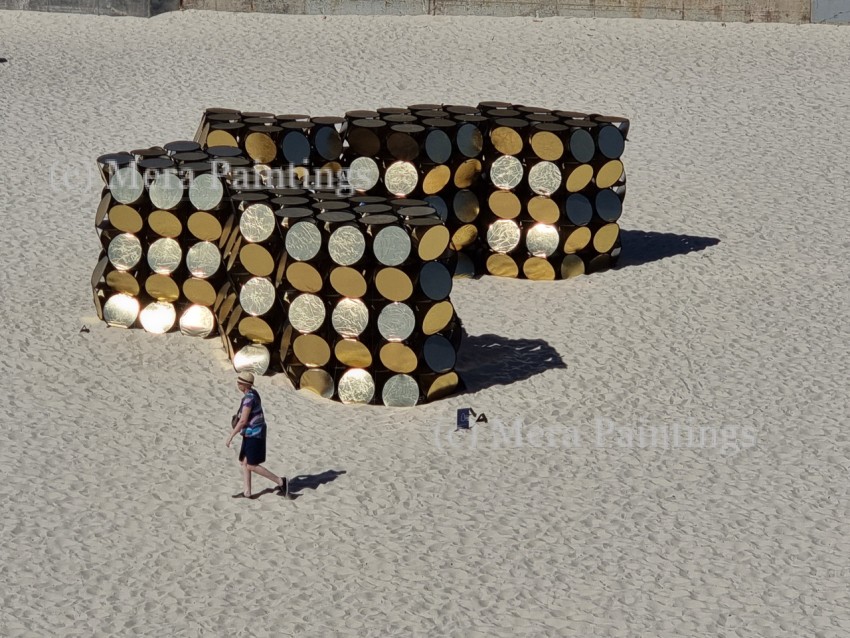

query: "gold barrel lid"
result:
(334, 339), (372, 367)
(422, 300), (454, 335)
(593, 223), (620, 253)
(139, 301), (176, 334)
(565, 164), (594, 193)
(527, 196), (560, 224)
(179, 304), (215, 338)
(379, 343), (418, 374)
(530, 131), (564, 161)
(453, 159), (482, 189)
(382, 374), (420, 407)
(109, 205), (144, 234)
(187, 211), (223, 242)
(422, 165), (450, 195)
(490, 126), (523, 156)
(331, 297), (369, 338)
(415, 225), (450, 261)
(488, 190), (520, 220)
(451, 224), (478, 250)
(337, 368), (375, 404)
(596, 160), (624, 189)
(564, 226), (592, 254)
(293, 333), (331, 366)
(330, 266), (367, 298)
(425, 372), (459, 401)
(239, 316), (276, 344)
(523, 257), (556, 280)
(183, 277), (217, 306)
(245, 132), (277, 163)
(106, 269), (140, 295)
(145, 273), (180, 302)
(148, 210), (182, 238)
(299, 368), (335, 399)
(240, 243), (275, 278)
(286, 261), (323, 293)
(486, 253), (519, 278)
(375, 267), (413, 302)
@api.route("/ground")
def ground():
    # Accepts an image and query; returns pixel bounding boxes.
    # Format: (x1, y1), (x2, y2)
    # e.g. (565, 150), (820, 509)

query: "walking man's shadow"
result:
(253, 469), (346, 500)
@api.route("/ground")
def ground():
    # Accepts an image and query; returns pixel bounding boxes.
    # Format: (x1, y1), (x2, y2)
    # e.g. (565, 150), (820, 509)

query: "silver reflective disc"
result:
(527, 161), (562, 196)
(186, 241), (221, 278)
(189, 173), (224, 210)
(377, 302), (415, 342)
(109, 166), (145, 204)
(348, 157), (380, 192)
(147, 237), (182, 275)
(384, 161), (418, 196)
(179, 304), (215, 337)
(103, 293), (139, 328)
(328, 225), (366, 266)
(149, 171), (184, 210)
(525, 224), (560, 257)
(107, 233), (143, 271)
(373, 225), (411, 266)
(285, 221), (322, 261)
(331, 298), (369, 338)
(486, 219), (521, 253)
(382, 374), (419, 407)
(289, 293), (326, 333)
(490, 155), (523, 190)
(239, 203), (276, 243)
(239, 277), (276, 316)
(139, 301), (176, 334)
(233, 344), (270, 375)
(337, 368), (375, 404)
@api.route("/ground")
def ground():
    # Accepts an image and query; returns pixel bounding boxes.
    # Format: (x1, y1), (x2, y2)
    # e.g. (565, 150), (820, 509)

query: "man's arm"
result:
(226, 405), (252, 447)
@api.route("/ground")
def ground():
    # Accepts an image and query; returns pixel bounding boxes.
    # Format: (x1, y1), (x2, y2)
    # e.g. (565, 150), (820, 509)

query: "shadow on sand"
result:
(248, 470), (346, 501)
(616, 230), (720, 269)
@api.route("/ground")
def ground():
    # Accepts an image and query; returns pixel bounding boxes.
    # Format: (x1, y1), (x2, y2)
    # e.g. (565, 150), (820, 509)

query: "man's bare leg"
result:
(241, 458), (252, 497)
(247, 464), (284, 488)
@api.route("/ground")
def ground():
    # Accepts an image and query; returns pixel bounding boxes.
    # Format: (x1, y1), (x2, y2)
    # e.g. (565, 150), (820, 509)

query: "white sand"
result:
(1, 9), (849, 636)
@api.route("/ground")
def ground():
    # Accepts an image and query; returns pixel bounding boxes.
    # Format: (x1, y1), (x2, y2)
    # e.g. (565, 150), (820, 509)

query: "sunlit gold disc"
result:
(207, 129), (239, 147)
(564, 227), (592, 253)
(380, 343), (418, 374)
(423, 165), (450, 195)
(560, 254), (586, 278)
(422, 301), (454, 335)
(596, 160), (624, 189)
(523, 257), (556, 280)
(565, 164), (594, 192)
(337, 368), (375, 404)
(593, 223), (620, 253)
(300, 369), (334, 399)
(331, 298), (369, 338)
(453, 190), (480, 223)
(106, 270), (140, 295)
(179, 304), (215, 338)
(454, 159), (482, 189)
(334, 339), (372, 367)
(239, 203), (276, 243)
(490, 127), (523, 155)
(109, 205), (143, 234)
(526, 224), (560, 257)
(490, 155), (523, 190)
(527, 196), (560, 224)
(530, 131), (564, 161)
(286, 261), (323, 292)
(239, 316), (276, 344)
(239, 277), (276, 317)
(488, 191), (521, 219)
(240, 243), (275, 277)
(528, 161), (562, 196)
(486, 254), (519, 278)
(373, 225), (411, 267)
(187, 211), (222, 241)
(103, 293), (139, 328)
(293, 333), (331, 366)
(183, 277), (217, 306)
(384, 161), (419, 197)
(107, 233), (142, 271)
(148, 237), (182, 275)
(330, 267), (367, 298)
(186, 241), (221, 278)
(140, 301), (176, 334)
(375, 268), (413, 301)
(288, 293), (326, 333)
(416, 225), (450, 261)
(426, 372), (459, 400)
(245, 132), (277, 163)
(451, 224), (478, 250)
(145, 273), (180, 301)
(382, 374), (420, 407)
(486, 219), (521, 253)
(148, 210), (182, 238)
(149, 172), (184, 210)
(233, 344), (270, 376)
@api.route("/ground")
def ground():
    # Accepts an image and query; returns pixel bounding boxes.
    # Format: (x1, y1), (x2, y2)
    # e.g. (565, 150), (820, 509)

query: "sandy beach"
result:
(0, 9), (849, 636)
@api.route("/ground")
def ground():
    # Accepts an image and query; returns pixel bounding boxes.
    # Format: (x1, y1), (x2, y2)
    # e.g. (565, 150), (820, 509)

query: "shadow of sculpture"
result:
(616, 230), (720, 269)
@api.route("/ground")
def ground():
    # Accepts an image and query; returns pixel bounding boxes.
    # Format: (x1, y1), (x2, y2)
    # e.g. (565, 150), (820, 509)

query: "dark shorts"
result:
(239, 437), (266, 465)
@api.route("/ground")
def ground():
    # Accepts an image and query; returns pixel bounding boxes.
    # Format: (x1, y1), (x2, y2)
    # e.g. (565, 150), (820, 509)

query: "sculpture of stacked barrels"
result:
(91, 102), (628, 405)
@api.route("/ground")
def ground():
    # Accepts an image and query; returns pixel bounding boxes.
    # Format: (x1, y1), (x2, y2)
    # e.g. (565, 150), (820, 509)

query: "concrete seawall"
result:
(1, 0), (847, 24)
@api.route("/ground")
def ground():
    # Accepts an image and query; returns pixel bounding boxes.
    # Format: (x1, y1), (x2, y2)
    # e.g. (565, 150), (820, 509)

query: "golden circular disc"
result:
(530, 131), (564, 161)
(286, 261), (323, 293)
(183, 277), (217, 306)
(560, 254), (586, 279)
(426, 372), (459, 401)
(380, 343), (418, 374)
(527, 196), (560, 224)
(490, 127), (523, 155)
(454, 159), (482, 189)
(109, 205), (143, 234)
(565, 164), (594, 193)
(105, 270), (140, 295)
(188, 211), (223, 242)
(523, 257), (556, 280)
(486, 254), (519, 278)
(375, 268), (413, 301)
(334, 339), (372, 367)
(323, 161), (343, 173)
(593, 223), (620, 253)
(148, 210), (182, 238)
(422, 301), (454, 335)
(423, 165), (451, 195)
(239, 316), (276, 344)
(596, 160), (625, 189)
(451, 224), (478, 250)
(245, 132), (277, 163)
(207, 129), (239, 147)
(145, 273), (180, 301)
(330, 267), (368, 298)
(488, 190), (521, 219)
(300, 369), (335, 400)
(417, 225), (450, 261)
(293, 333), (331, 366)
(564, 227), (592, 254)
(240, 243), (275, 277)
